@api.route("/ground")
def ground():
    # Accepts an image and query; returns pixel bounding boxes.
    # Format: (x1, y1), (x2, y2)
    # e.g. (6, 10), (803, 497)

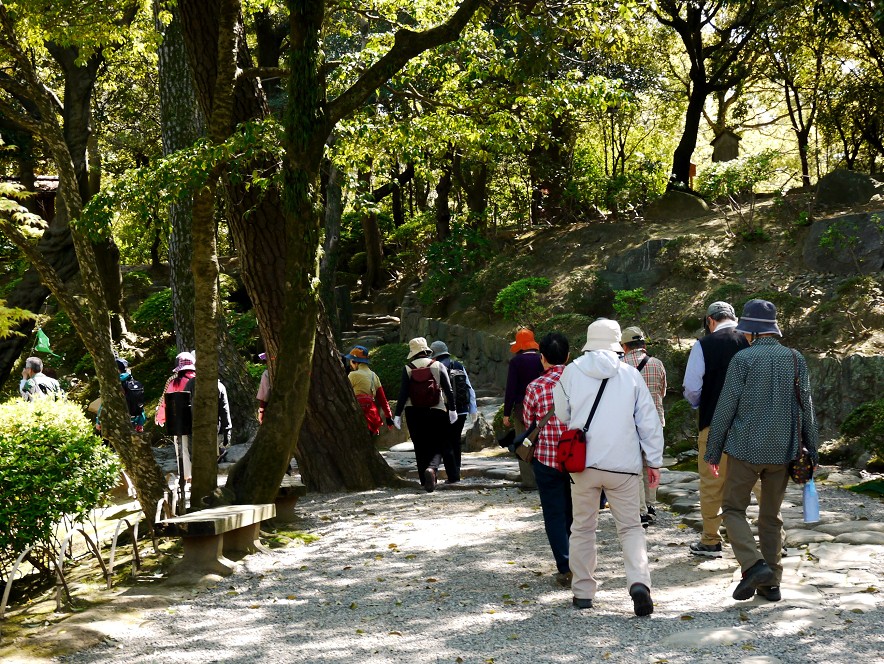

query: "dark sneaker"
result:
(629, 583), (654, 616)
(756, 585), (782, 602)
(647, 504), (657, 518)
(733, 560), (776, 600)
(555, 571), (573, 588)
(640, 514), (652, 528)
(423, 468), (437, 493)
(689, 541), (723, 558)
(572, 597), (593, 609)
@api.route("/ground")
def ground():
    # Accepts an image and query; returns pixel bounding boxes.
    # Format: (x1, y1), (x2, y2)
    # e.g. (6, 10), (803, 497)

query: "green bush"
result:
(132, 288), (174, 335)
(0, 399), (121, 579)
(705, 284), (747, 310)
(565, 272), (615, 318)
(841, 398), (884, 462)
(348, 252), (368, 275)
(535, 313), (593, 355)
(369, 343), (410, 402)
(419, 223), (492, 306)
(663, 398), (697, 453)
(613, 288), (648, 322)
(122, 270), (152, 293)
(226, 310), (258, 353)
(493, 277), (551, 326)
(658, 236), (712, 280)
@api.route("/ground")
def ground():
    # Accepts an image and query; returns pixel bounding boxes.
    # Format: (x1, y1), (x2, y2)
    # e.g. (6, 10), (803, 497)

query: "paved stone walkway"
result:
(385, 446), (884, 655)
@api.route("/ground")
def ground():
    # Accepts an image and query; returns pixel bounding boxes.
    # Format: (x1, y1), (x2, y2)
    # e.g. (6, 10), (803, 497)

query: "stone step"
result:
(352, 321), (400, 333)
(353, 314), (400, 326)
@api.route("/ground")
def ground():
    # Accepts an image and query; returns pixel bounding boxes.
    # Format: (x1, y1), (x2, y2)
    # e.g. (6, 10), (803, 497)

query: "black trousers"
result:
(440, 414), (467, 482)
(405, 407), (447, 486)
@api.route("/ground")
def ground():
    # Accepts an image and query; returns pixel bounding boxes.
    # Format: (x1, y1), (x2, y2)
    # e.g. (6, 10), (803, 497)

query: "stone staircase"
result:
(340, 298), (401, 350)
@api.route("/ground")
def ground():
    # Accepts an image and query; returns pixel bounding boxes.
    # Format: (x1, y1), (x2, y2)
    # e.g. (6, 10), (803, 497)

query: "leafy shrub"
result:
(535, 313), (593, 354)
(494, 277), (551, 326)
(74, 353), (95, 374)
(0, 400), (121, 580)
(841, 398), (884, 462)
(348, 252), (368, 275)
(696, 149), (780, 240)
(370, 343), (410, 402)
(226, 310), (258, 353)
(705, 283), (747, 310)
(663, 398), (697, 454)
(122, 270), (152, 293)
(132, 288), (174, 335)
(420, 223), (492, 306)
(565, 272), (615, 318)
(612, 288), (648, 322)
(658, 236), (712, 280)
(743, 289), (802, 330)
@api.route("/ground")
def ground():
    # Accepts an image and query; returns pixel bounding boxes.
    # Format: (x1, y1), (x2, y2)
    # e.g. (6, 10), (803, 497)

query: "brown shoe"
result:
(423, 468), (437, 493)
(555, 571), (573, 588)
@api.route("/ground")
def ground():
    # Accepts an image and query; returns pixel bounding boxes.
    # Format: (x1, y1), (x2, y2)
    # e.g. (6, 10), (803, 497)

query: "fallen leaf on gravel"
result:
(389, 631), (402, 636)
(507, 634), (518, 640)
(426, 578), (438, 582)
(343, 565), (352, 570)
(679, 614), (693, 620)
(356, 629), (364, 634)
(350, 602), (358, 609)
(249, 604), (260, 609)
(287, 595), (296, 600)
(519, 583), (530, 589)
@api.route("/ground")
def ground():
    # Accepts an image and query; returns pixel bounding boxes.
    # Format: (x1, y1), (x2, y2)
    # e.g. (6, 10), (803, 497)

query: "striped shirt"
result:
(623, 349), (667, 426)
(522, 365), (568, 468)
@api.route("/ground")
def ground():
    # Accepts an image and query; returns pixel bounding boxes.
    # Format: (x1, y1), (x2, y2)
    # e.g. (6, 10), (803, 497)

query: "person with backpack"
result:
(155, 351), (198, 481)
(96, 358), (147, 433)
(430, 340), (477, 484)
(21, 356), (62, 401)
(345, 345), (394, 435)
(393, 337), (457, 493)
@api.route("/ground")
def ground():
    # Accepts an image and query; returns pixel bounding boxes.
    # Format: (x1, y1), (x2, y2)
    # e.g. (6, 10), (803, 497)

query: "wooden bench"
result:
(275, 476), (308, 522)
(160, 503), (275, 576)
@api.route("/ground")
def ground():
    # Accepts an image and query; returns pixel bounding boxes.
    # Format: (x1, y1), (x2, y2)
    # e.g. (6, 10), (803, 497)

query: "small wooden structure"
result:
(711, 130), (741, 163)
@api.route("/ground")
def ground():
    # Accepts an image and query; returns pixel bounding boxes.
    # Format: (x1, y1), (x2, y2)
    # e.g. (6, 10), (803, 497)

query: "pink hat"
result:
(175, 351), (196, 372)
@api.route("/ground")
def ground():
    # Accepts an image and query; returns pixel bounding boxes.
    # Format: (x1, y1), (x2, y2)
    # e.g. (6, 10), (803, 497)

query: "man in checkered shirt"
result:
(521, 332), (572, 588)
(620, 326), (667, 527)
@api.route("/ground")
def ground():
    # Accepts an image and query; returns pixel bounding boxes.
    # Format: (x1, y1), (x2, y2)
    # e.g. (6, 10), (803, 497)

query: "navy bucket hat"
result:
(736, 299), (782, 337)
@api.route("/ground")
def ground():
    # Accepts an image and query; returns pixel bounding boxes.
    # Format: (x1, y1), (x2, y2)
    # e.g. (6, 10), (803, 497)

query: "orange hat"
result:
(510, 328), (539, 353)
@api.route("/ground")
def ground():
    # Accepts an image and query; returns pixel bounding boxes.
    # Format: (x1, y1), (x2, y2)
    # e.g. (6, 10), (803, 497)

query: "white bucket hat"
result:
(582, 319), (623, 353)
(407, 337), (431, 360)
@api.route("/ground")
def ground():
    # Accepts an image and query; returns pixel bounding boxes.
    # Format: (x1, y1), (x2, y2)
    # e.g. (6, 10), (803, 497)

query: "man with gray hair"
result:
(682, 301), (749, 557)
(21, 356), (62, 401)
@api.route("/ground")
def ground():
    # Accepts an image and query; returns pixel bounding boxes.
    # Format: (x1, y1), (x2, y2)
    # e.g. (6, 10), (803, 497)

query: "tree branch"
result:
(325, 0), (483, 129)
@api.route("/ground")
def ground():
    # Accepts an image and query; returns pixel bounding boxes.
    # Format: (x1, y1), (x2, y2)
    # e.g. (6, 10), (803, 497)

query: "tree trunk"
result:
(359, 170), (385, 297)
(527, 114), (576, 223)
(670, 80), (707, 187)
(435, 166), (452, 241)
(295, 309), (404, 491)
(157, 1), (204, 353)
(319, 156), (344, 339)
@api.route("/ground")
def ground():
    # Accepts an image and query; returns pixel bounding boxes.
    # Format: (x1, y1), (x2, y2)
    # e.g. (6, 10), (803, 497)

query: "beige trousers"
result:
(569, 468), (651, 600)
(722, 457), (790, 584)
(698, 427), (762, 545)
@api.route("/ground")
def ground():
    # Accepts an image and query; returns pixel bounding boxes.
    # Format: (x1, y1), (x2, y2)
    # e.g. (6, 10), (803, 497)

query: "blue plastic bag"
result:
(803, 478), (820, 524)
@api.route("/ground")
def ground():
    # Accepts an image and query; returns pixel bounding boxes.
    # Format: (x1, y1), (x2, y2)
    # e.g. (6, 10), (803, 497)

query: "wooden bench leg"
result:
(273, 494), (300, 523)
(174, 535), (236, 576)
(223, 524), (269, 559)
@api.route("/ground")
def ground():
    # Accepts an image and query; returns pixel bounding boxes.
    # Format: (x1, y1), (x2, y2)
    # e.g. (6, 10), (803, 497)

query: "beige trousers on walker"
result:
(569, 468), (651, 600)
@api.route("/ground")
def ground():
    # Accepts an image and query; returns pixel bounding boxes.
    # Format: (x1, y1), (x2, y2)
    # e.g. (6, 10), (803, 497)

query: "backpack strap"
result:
(636, 356), (649, 373)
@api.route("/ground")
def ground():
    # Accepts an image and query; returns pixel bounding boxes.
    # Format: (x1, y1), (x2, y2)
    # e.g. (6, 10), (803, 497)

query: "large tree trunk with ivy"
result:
(294, 313), (405, 492)
(319, 156), (344, 339)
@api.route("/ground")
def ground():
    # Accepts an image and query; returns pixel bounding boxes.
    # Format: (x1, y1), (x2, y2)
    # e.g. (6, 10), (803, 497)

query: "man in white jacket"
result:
(553, 319), (664, 616)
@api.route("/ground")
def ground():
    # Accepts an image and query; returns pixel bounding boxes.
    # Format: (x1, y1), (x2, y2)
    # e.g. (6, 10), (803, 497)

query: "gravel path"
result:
(58, 474), (884, 664)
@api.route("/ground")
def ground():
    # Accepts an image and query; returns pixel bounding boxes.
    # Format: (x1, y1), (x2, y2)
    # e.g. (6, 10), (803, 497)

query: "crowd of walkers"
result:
(342, 297), (818, 616)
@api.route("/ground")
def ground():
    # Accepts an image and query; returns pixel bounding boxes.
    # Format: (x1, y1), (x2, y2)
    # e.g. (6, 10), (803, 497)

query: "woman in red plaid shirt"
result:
(521, 332), (572, 588)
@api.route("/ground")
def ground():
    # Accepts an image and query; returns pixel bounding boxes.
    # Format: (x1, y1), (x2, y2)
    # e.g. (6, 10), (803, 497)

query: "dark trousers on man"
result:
(440, 414), (466, 483)
(405, 407), (446, 486)
(532, 458), (573, 575)
(722, 456), (790, 584)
